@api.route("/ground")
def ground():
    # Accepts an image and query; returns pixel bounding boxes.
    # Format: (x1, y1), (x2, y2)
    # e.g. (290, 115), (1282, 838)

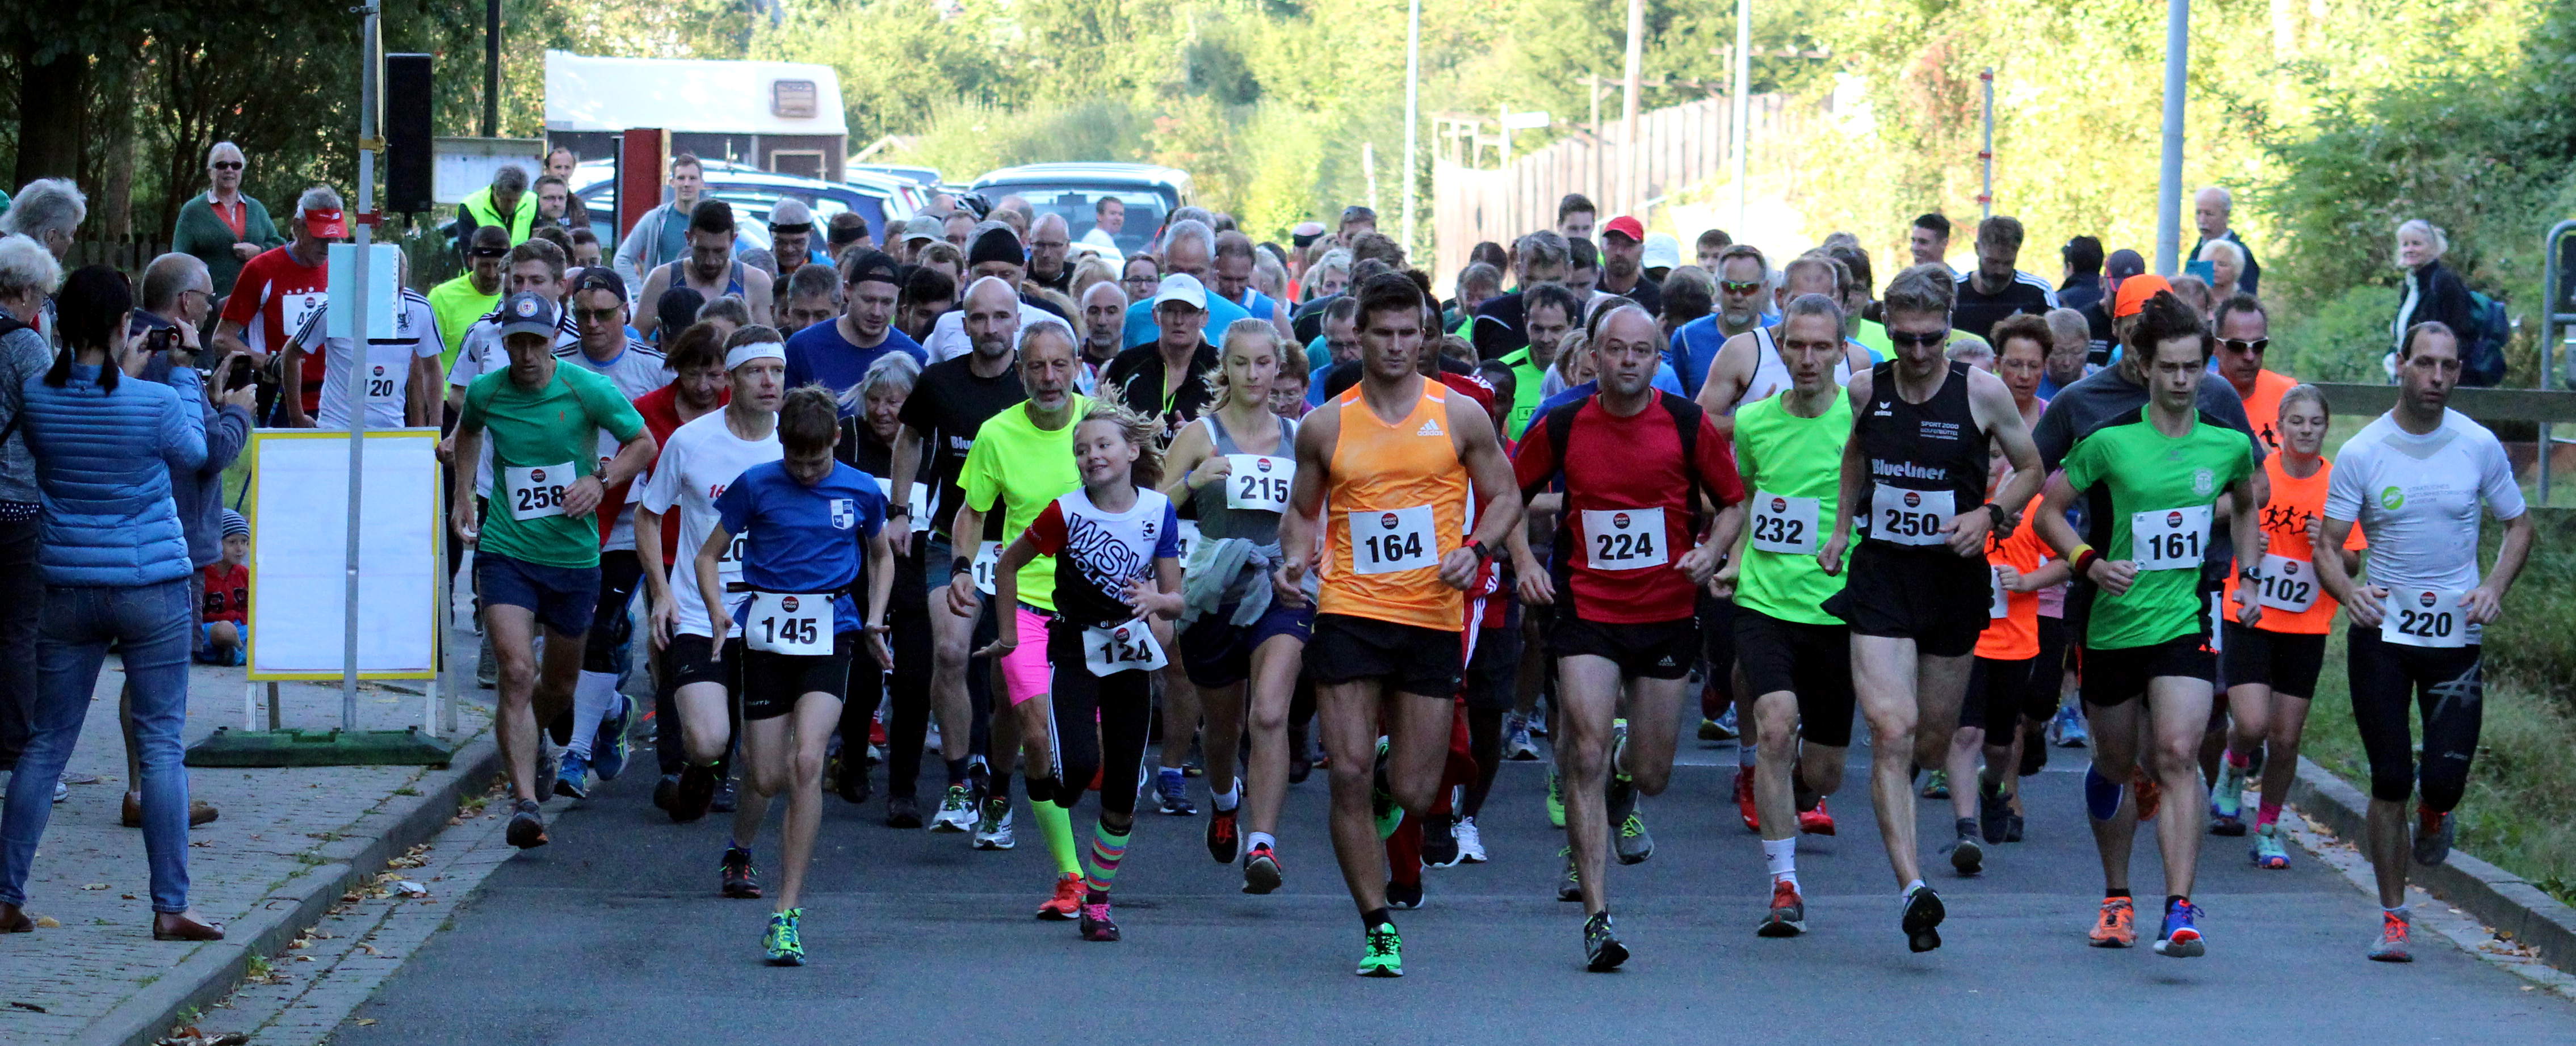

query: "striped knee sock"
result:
(1085, 818), (1131, 896)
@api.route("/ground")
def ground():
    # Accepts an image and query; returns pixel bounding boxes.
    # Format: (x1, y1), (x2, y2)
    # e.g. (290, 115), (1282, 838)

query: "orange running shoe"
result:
(2132, 770), (2160, 821)
(1797, 798), (1837, 835)
(1734, 766), (1759, 833)
(1037, 872), (1084, 921)
(2089, 896), (2136, 948)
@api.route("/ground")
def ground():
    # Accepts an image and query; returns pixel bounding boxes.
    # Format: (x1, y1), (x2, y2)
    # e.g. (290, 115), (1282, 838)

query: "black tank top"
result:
(1857, 360), (1989, 548)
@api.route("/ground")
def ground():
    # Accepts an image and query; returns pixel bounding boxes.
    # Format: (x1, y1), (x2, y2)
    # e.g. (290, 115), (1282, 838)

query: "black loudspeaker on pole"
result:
(385, 53), (435, 216)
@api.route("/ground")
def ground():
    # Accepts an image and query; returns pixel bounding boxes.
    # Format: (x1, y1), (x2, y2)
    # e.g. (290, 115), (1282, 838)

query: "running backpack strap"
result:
(1524, 399), (1585, 499)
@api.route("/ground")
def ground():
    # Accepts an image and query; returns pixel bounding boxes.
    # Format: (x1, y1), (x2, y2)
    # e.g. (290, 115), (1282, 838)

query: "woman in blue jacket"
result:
(0, 266), (216, 940)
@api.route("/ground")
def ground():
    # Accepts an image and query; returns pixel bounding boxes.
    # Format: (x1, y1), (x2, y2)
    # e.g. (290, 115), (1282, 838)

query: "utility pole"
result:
(1620, 0), (1644, 215)
(2155, 0), (2189, 275)
(345, 1), (381, 726)
(1728, 0), (1751, 231)
(483, 0), (501, 137)
(1979, 68), (1995, 220)
(1402, 0), (1420, 256)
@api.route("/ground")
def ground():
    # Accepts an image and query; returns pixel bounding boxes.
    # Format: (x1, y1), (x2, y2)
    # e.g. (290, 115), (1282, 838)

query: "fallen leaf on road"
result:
(358, 943), (379, 955)
(121, 894), (136, 900)
(80, 883), (108, 890)
(356, 1018), (379, 1026)
(393, 880), (428, 896)
(293, 955), (313, 963)
(33, 917), (59, 928)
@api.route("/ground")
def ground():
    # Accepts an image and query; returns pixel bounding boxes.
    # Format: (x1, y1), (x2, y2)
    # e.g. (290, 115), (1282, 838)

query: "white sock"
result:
(1246, 830), (1276, 852)
(566, 670), (618, 759)
(1212, 779), (1241, 813)
(1763, 837), (1797, 887)
(1739, 741), (1757, 768)
(1903, 877), (1927, 902)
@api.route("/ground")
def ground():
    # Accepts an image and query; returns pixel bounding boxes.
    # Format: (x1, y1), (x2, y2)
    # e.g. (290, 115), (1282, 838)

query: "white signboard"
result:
(325, 243), (404, 341)
(246, 430), (443, 679)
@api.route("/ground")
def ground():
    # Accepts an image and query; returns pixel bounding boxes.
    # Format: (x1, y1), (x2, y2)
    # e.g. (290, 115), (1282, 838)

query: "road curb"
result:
(72, 730), (502, 1046)
(2289, 755), (2576, 971)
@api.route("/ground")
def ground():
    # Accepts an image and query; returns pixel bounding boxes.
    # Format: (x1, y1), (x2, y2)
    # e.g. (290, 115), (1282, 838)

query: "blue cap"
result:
(497, 292), (557, 338)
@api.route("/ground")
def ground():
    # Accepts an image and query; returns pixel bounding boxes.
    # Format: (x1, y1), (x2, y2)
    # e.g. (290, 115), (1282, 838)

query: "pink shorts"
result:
(999, 606), (1056, 707)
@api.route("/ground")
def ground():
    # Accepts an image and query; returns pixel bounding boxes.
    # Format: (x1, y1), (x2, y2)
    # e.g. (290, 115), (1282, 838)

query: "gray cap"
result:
(497, 292), (557, 338)
(903, 214), (943, 244)
(768, 197), (815, 230)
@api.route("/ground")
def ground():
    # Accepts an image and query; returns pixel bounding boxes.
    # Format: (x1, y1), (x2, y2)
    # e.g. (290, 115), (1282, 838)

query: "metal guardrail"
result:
(2539, 220), (2576, 502)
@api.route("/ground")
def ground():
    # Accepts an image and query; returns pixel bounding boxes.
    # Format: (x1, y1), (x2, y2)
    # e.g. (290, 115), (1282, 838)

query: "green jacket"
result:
(171, 191), (286, 296)
(455, 187), (536, 251)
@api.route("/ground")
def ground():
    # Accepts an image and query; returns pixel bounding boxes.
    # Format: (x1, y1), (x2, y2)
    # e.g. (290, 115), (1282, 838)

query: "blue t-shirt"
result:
(1121, 294), (1252, 349)
(1662, 309), (1782, 398)
(782, 320), (927, 405)
(715, 460), (886, 631)
(1239, 289), (1278, 322)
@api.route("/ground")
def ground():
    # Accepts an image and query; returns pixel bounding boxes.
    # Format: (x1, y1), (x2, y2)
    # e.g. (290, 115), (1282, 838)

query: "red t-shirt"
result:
(200, 562), (249, 623)
(220, 246), (331, 411)
(627, 383), (729, 562)
(1511, 394), (1744, 624)
(1476, 436), (1517, 631)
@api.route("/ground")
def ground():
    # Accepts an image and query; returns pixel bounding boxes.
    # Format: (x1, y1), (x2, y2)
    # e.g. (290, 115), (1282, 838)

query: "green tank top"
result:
(1732, 389), (1851, 625)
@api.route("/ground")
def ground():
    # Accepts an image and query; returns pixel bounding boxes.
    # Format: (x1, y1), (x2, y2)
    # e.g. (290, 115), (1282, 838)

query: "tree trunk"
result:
(12, 38), (87, 187)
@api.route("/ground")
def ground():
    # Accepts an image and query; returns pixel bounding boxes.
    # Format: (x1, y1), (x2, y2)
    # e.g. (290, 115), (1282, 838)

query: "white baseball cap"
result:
(1151, 273), (1208, 312)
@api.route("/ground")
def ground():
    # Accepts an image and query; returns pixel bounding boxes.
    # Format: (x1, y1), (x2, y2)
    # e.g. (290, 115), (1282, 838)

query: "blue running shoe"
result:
(553, 751), (590, 799)
(591, 694), (633, 782)
(765, 908), (805, 965)
(2154, 898), (2205, 957)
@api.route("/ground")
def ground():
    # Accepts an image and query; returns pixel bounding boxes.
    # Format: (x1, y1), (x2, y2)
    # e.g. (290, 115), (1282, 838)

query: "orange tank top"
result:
(1320, 381), (1471, 631)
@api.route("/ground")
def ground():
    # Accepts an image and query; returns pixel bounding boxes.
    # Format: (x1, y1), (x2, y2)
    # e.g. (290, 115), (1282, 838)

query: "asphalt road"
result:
(327, 726), (2576, 1044)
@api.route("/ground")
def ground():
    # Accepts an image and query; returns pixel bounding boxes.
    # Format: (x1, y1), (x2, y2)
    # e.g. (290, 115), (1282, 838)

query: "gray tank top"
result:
(1188, 410), (1298, 544)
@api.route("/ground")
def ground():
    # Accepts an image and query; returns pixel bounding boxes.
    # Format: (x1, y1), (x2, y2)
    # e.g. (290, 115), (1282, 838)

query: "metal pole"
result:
(1621, 0), (1644, 216)
(1363, 142), (1377, 213)
(2155, 0), (2189, 275)
(1728, 0), (1751, 231)
(1402, 0), (1420, 258)
(1979, 68), (1995, 220)
(481, 0), (500, 138)
(2543, 220), (2576, 505)
(344, 3), (380, 730)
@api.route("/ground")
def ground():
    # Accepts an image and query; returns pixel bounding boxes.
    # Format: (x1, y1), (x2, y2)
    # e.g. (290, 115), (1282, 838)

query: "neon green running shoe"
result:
(765, 908), (805, 966)
(1372, 737), (1404, 840)
(1356, 922), (1404, 977)
(1546, 766), (1566, 829)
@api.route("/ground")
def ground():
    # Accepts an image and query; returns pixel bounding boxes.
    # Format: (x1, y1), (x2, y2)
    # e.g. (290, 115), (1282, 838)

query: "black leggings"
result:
(581, 550), (645, 671)
(1044, 620), (1153, 821)
(2026, 615), (2071, 723)
(840, 586), (935, 796)
(2347, 626), (2484, 810)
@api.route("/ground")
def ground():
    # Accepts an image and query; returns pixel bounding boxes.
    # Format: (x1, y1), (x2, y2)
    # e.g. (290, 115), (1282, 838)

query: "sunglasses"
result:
(210, 161), (243, 171)
(2220, 338), (2269, 354)
(1888, 327), (1952, 350)
(573, 307), (625, 324)
(1720, 280), (1763, 295)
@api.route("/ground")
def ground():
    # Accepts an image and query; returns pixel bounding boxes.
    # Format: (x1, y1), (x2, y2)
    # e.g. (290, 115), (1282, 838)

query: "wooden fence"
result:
(64, 237), (174, 275)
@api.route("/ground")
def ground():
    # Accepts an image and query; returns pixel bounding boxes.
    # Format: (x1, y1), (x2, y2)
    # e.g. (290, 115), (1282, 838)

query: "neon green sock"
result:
(1031, 797), (1082, 877)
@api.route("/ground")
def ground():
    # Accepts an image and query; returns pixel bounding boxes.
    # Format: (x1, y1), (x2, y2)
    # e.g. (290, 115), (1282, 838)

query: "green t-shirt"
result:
(960, 393), (1092, 612)
(1498, 347), (1547, 436)
(1732, 389), (1851, 625)
(461, 362), (648, 569)
(426, 275), (500, 373)
(2059, 409), (2255, 650)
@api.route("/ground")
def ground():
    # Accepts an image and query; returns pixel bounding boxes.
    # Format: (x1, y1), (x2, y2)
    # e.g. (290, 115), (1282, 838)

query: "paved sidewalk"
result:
(0, 642), (497, 1046)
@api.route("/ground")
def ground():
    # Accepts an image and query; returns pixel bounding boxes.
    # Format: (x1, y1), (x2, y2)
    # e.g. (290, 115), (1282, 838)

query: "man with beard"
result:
(636, 200), (774, 338)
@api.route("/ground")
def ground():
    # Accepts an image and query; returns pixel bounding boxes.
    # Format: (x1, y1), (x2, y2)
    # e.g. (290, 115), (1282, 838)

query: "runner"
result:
(889, 276), (1027, 835)
(2311, 321), (2532, 963)
(1818, 263), (2042, 952)
(285, 275), (443, 431)
(833, 353), (939, 822)
(635, 200), (773, 337)
(696, 384), (896, 964)
(949, 325), (1091, 898)
(1715, 293), (1862, 938)
(1158, 318), (1313, 892)
(1274, 272), (1524, 977)
(2217, 383), (2363, 865)
(448, 292), (656, 849)
(2033, 289), (2264, 959)
(982, 402), (1183, 942)
(626, 322), (731, 813)
(1941, 473), (2065, 869)
(1512, 303), (1743, 969)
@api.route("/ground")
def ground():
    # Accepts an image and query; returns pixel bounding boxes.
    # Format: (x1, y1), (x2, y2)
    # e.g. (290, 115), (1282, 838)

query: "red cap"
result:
(301, 208), (349, 239)
(2113, 274), (2171, 318)
(1601, 215), (1646, 242)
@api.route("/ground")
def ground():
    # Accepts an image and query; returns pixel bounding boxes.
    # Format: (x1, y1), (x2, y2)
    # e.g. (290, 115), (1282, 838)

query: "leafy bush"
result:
(2272, 284), (2398, 385)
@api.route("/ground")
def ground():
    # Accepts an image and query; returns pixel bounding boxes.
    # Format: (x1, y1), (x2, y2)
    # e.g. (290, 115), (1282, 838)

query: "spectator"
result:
(777, 262), (841, 338)
(3, 179), (84, 265)
(2390, 218), (2473, 378)
(895, 264), (955, 343)
(1910, 212), (1952, 266)
(2191, 186), (2260, 293)
(1642, 232), (1681, 284)
(1027, 213), (1075, 294)
(541, 146), (592, 229)
(170, 142), (284, 296)
(454, 164), (535, 253)
(1949, 215), (2059, 344)
(1557, 194), (1597, 243)
(3, 265), (232, 942)
(783, 248), (925, 398)
(0, 236), (57, 777)
(1081, 196), (1126, 252)
(427, 226), (511, 373)
(767, 198), (828, 282)
(196, 511), (250, 666)
(2197, 238), (2246, 300)
(1596, 215), (1662, 315)
(1694, 228), (1732, 271)
(611, 153), (707, 295)
(214, 186), (343, 423)
(825, 211), (871, 260)
(2058, 235), (2107, 314)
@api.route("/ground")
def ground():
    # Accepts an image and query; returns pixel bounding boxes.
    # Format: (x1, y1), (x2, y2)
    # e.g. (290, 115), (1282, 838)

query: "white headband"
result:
(725, 341), (786, 371)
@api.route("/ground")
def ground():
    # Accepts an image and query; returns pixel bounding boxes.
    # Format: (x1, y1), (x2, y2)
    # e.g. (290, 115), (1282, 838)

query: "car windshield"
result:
(987, 186), (1169, 257)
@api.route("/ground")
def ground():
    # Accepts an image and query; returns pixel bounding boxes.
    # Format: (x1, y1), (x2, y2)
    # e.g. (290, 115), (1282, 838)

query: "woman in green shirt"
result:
(170, 142), (284, 296)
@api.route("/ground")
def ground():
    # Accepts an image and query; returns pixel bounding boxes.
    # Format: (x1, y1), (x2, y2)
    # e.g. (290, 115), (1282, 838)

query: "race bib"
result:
(2381, 588), (2470, 649)
(364, 362), (399, 402)
(971, 540), (1002, 596)
(1989, 566), (2011, 618)
(282, 292), (327, 339)
(1349, 505), (1438, 574)
(1581, 507), (1668, 571)
(1223, 455), (1295, 512)
(2130, 504), (2212, 571)
(743, 591), (832, 656)
(873, 476), (931, 532)
(1176, 520), (1201, 564)
(504, 462), (573, 521)
(714, 531), (748, 585)
(1869, 486), (1952, 547)
(1748, 491), (1818, 555)
(2254, 553), (2318, 613)
(1082, 617), (1169, 676)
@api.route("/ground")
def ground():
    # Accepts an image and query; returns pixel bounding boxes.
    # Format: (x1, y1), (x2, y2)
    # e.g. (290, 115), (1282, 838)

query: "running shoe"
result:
(1918, 768), (1949, 800)
(1454, 816), (1488, 863)
(1616, 811), (1654, 866)
(1243, 842), (1283, 894)
(1757, 880), (1806, 938)
(1529, 704), (1551, 737)
(2412, 805), (2455, 866)
(1713, 704), (1734, 739)
(1544, 766), (1566, 829)
(972, 800), (1016, 850)
(833, 750), (872, 805)
(1156, 768), (1197, 816)
(1037, 872), (1083, 920)
(2003, 810), (2025, 843)
(1207, 806), (1241, 864)
(1079, 899), (1121, 942)
(2368, 910), (2413, 963)
(763, 908), (805, 966)
(886, 794), (923, 829)
(2019, 721), (2049, 775)
(1979, 784), (2012, 845)
(2251, 823), (2292, 869)
(1556, 846), (1583, 902)
(1945, 820), (1984, 876)
(2132, 770), (2160, 821)
(2088, 897), (2136, 948)
(1356, 923), (1404, 977)
(1373, 739), (1405, 839)
(2210, 758), (2247, 836)
(929, 784), (975, 832)
(1734, 766), (1759, 833)
(1902, 885), (1944, 953)
(1386, 880), (1425, 910)
(591, 694), (632, 782)
(1583, 910), (1629, 972)
(1697, 716), (1736, 742)
(721, 847), (762, 898)
(2050, 703), (2088, 747)
(1504, 713), (1539, 761)
(1797, 799), (1837, 836)
(673, 763), (718, 823)
(653, 773), (679, 812)
(710, 775), (739, 814)
(505, 798), (548, 848)
(1422, 813), (1462, 868)
(552, 751), (589, 800)
(2153, 898), (2205, 957)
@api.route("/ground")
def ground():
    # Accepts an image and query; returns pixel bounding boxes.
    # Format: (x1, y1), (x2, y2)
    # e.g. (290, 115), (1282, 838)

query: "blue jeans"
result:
(1, 579), (196, 913)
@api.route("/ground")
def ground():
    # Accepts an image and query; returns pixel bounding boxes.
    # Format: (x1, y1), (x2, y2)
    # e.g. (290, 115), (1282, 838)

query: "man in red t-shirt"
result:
(215, 186), (346, 423)
(1510, 304), (1744, 970)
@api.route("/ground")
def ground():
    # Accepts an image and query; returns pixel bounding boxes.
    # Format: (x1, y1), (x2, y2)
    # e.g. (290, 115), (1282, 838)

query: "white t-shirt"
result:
(635, 410), (782, 639)
(921, 300), (1075, 363)
(448, 306), (581, 499)
(2325, 408), (2525, 636)
(556, 339), (672, 552)
(293, 288), (443, 431)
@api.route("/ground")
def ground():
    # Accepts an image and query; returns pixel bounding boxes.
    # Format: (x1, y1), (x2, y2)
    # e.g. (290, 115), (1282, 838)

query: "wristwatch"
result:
(1465, 539), (1493, 564)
